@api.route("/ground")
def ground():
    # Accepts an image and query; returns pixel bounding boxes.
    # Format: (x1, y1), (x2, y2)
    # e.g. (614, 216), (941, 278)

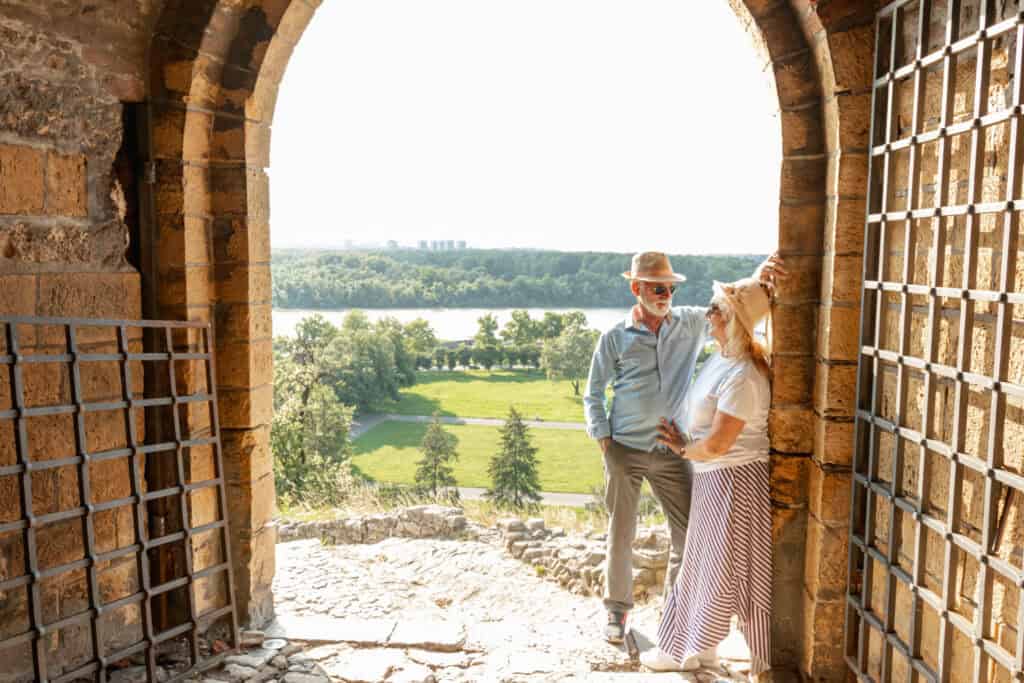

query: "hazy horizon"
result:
(270, 0), (780, 256)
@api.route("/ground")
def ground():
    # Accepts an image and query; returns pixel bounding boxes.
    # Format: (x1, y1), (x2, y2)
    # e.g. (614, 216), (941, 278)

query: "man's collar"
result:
(628, 304), (672, 331)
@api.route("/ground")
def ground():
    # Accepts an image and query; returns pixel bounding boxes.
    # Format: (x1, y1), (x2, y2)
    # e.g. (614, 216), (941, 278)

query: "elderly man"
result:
(585, 251), (783, 643)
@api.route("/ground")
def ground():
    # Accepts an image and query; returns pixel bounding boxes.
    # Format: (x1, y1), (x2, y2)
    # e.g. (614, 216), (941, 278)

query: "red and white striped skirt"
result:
(656, 460), (772, 675)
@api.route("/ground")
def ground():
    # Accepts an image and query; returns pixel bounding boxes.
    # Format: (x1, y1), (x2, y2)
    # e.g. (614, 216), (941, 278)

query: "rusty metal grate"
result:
(847, 0), (1024, 680)
(0, 315), (238, 682)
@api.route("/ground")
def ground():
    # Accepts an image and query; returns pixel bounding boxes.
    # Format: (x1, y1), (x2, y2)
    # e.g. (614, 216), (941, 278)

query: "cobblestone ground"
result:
(213, 534), (752, 682)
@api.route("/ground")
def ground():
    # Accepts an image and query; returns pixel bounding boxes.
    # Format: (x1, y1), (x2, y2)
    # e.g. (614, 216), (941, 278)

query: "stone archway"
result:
(142, 0), (875, 677)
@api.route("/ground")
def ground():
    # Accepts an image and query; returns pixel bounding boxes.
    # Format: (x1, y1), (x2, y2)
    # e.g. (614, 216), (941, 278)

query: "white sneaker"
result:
(639, 647), (699, 672)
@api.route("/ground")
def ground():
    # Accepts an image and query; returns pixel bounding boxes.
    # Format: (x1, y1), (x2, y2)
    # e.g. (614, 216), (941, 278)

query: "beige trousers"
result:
(602, 439), (692, 612)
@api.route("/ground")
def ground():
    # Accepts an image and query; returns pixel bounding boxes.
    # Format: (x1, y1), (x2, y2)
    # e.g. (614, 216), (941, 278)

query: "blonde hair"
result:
(712, 295), (771, 379)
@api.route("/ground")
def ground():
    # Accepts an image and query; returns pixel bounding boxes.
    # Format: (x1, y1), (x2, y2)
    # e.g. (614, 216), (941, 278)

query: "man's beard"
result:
(640, 298), (670, 316)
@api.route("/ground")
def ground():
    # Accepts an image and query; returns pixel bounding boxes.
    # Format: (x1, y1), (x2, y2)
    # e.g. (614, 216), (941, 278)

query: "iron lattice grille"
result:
(0, 316), (239, 683)
(847, 0), (1024, 680)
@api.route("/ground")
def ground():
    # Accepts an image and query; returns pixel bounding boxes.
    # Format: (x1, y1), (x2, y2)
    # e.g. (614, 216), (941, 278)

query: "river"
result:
(272, 307), (629, 340)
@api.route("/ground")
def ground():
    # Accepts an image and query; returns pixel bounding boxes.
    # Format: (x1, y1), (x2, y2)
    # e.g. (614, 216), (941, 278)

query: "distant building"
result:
(446, 240), (455, 250)
(343, 239), (354, 249)
(418, 240), (428, 249)
(456, 240), (467, 249)
(386, 240), (398, 249)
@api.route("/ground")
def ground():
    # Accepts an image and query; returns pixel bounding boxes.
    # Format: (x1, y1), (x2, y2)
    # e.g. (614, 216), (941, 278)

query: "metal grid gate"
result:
(0, 316), (238, 682)
(847, 0), (1024, 679)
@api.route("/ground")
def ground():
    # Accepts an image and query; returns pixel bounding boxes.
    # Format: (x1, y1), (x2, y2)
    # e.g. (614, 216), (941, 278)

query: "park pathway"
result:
(351, 413), (585, 439)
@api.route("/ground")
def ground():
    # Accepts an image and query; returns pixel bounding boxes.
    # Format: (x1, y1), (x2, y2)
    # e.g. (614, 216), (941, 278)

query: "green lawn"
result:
(351, 420), (603, 493)
(377, 369), (587, 423)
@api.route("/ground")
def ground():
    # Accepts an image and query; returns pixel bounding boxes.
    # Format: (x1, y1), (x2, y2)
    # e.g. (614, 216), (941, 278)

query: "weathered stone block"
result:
(823, 194), (864, 255)
(801, 592), (848, 681)
(216, 302), (273, 343)
(771, 454), (809, 507)
(772, 302), (817, 356)
(769, 405), (815, 454)
(781, 157), (828, 205)
(821, 252), (863, 305)
(215, 338), (273, 388)
(804, 515), (849, 601)
(37, 271), (141, 320)
(221, 426), (272, 484)
(781, 105), (825, 156)
(213, 263), (271, 305)
(212, 217), (271, 265)
(808, 462), (851, 527)
(246, 120), (272, 168)
(814, 361), (858, 419)
(45, 152), (87, 217)
(814, 416), (855, 467)
(0, 145), (44, 215)
(758, 3), (810, 62)
(775, 254), (822, 304)
(772, 354), (815, 405)
(218, 384), (273, 428)
(228, 471), (276, 534)
(833, 152), (869, 199)
(817, 303), (861, 362)
(773, 507), (807, 584)
(774, 52), (820, 110)
(210, 114), (245, 163)
(778, 202), (825, 254)
(827, 23), (876, 92)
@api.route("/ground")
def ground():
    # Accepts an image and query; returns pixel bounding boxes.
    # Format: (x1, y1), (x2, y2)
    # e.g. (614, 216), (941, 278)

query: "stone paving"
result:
(197, 534), (753, 682)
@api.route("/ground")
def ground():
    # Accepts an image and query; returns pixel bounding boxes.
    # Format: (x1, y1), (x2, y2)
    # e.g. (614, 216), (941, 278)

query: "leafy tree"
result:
(475, 313), (500, 348)
(501, 310), (540, 346)
(485, 407), (542, 510)
(433, 348), (447, 370)
(539, 312), (565, 339)
(271, 315), (355, 504)
(404, 318), (439, 355)
(414, 415), (459, 497)
(446, 349), (458, 371)
(376, 316), (416, 387)
(541, 321), (600, 396)
(457, 345), (473, 368)
(473, 345), (500, 371)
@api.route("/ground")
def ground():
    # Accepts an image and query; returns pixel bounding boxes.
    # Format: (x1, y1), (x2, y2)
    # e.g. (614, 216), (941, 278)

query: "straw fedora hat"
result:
(621, 252), (687, 283)
(712, 277), (771, 337)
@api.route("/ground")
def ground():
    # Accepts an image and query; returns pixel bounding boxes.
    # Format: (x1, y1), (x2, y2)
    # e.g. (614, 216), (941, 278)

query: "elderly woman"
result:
(639, 276), (773, 677)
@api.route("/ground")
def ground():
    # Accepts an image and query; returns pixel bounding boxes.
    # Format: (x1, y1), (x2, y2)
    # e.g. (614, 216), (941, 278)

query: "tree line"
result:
(272, 248), (765, 309)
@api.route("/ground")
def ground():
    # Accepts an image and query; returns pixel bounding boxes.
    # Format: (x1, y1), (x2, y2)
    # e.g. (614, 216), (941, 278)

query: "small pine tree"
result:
(486, 407), (543, 510)
(414, 415), (459, 497)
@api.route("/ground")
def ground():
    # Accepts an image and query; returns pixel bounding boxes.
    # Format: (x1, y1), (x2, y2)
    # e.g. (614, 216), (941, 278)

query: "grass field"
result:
(377, 369), (587, 423)
(350, 420), (602, 493)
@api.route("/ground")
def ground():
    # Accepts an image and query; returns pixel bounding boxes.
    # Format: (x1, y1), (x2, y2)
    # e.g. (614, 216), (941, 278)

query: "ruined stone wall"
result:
(0, 2), (162, 677)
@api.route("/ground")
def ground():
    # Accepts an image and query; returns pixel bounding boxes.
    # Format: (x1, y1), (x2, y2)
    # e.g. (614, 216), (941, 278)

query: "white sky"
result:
(269, 0), (781, 255)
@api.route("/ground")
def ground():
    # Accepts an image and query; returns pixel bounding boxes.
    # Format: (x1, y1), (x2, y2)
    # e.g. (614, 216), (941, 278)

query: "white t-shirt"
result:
(682, 352), (770, 473)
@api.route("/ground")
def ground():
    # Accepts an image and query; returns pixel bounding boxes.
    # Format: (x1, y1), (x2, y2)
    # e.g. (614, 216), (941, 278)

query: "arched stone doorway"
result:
(138, 0), (876, 678)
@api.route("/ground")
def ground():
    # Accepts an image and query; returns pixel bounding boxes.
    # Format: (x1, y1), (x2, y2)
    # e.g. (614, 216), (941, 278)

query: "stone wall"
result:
(0, 2), (165, 678)
(497, 518), (671, 604)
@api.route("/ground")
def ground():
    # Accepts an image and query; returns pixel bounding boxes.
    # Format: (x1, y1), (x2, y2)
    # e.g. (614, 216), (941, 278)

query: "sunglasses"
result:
(646, 284), (676, 296)
(707, 303), (723, 315)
